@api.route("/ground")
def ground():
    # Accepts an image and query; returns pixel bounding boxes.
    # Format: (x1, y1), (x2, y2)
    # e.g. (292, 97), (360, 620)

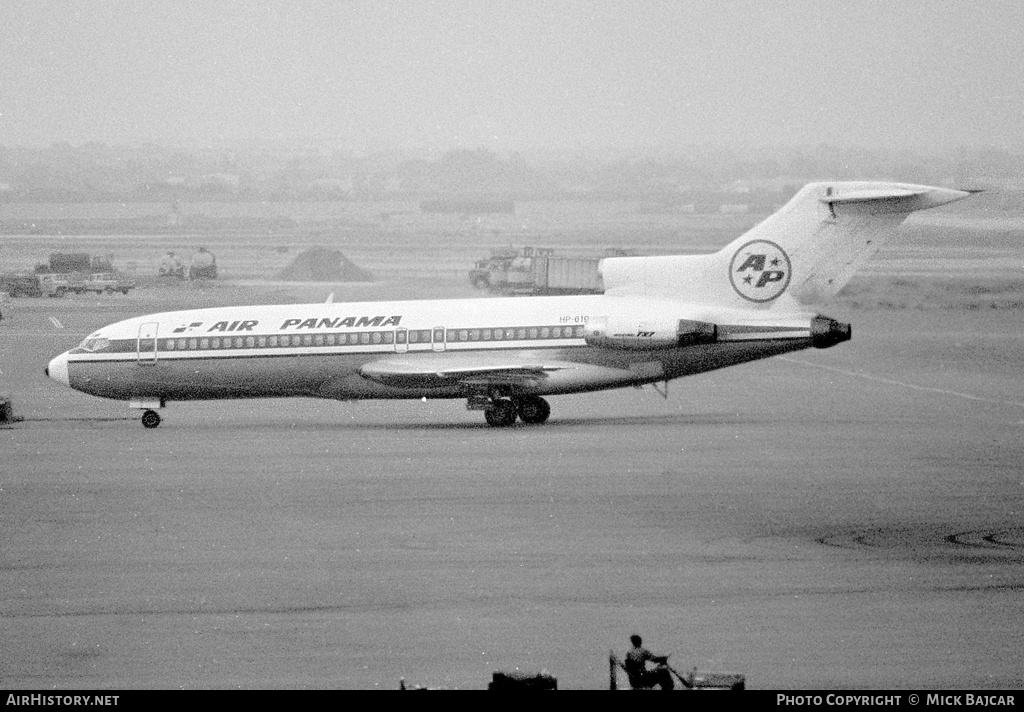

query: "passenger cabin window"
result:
(135, 323), (589, 355)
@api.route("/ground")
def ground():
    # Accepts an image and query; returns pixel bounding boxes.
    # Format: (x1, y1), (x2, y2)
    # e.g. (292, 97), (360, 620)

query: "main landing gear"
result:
(141, 409), (161, 429)
(481, 395), (551, 427)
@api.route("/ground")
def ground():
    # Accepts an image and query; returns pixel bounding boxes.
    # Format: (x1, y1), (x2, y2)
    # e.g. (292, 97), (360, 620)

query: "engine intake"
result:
(584, 318), (717, 351)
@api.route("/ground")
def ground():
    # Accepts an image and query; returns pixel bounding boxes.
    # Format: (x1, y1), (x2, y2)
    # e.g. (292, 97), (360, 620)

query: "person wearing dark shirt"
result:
(622, 634), (675, 690)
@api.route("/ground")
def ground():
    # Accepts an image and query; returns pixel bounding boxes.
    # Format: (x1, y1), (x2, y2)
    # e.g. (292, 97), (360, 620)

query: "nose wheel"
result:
(141, 409), (161, 429)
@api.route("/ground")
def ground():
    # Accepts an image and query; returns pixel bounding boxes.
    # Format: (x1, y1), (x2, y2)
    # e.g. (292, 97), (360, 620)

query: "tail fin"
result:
(602, 182), (972, 311)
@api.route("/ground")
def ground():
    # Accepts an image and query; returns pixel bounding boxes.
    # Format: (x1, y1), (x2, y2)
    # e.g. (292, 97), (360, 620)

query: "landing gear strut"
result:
(131, 398), (165, 429)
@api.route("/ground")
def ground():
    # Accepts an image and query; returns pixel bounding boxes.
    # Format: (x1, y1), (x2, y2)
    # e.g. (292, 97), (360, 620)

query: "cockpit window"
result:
(79, 337), (111, 352)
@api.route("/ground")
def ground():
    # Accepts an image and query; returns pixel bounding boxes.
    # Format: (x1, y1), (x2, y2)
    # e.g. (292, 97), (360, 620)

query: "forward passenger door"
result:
(137, 322), (159, 365)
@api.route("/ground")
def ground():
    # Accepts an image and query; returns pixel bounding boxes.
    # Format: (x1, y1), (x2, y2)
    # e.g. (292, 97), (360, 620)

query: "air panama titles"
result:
(279, 315), (403, 330)
(174, 315), (403, 334)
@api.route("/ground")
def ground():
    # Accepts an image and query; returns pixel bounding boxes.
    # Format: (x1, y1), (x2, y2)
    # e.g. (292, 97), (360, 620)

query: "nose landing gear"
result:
(131, 398), (165, 429)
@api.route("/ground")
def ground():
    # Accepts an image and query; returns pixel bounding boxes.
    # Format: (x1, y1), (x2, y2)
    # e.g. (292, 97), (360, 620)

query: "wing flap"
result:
(359, 354), (568, 389)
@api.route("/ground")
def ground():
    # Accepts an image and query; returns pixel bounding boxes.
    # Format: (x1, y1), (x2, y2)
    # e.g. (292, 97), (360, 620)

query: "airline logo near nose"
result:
(729, 240), (791, 302)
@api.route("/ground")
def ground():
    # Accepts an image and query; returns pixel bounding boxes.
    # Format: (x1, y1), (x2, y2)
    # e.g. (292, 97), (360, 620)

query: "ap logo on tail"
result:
(729, 239), (791, 302)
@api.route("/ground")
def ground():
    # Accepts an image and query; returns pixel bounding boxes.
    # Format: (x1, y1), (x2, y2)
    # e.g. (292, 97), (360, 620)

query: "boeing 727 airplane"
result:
(46, 182), (971, 428)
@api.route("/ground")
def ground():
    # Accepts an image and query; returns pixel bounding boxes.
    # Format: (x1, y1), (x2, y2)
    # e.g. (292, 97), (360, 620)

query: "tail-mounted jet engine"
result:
(811, 315), (852, 349)
(584, 317), (717, 350)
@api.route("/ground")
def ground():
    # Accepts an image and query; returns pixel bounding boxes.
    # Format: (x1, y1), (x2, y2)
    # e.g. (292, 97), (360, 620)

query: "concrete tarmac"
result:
(2, 293), (1023, 689)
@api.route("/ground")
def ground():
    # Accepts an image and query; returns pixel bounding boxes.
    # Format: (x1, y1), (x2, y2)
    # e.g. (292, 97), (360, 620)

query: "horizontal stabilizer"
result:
(819, 188), (926, 204)
(817, 185), (969, 214)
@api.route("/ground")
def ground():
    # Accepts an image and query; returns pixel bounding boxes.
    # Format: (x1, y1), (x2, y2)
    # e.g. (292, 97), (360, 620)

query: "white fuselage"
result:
(46, 293), (822, 404)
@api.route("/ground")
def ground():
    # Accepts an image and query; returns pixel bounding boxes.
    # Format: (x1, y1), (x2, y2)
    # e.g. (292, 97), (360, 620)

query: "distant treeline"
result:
(0, 215), (297, 235)
(2, 143), (1021, 204)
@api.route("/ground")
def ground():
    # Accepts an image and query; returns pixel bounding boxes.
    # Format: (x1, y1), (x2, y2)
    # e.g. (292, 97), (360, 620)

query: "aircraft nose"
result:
(47, 352), (70, 386)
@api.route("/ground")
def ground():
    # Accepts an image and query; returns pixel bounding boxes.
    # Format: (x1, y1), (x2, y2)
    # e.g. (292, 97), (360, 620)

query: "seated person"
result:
(622, 634), (675, 690)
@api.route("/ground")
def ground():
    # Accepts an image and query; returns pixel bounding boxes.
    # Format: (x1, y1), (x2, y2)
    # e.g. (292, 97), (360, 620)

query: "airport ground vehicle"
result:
(83, 273), (136, 295)
(39, 272), (135, 296)
(609, 652), (745, 690)
(0, 273), (58, 297)
(188, 247), (218, 280)
(470, 246), (633, 295)
(43, 252), (113, 274)
(38, 273), (85, 295)
(30, 253), (133, 296)
(159, 248), (218, 280)
(0, 395), (14, 423)
(398, 656), (744, 689)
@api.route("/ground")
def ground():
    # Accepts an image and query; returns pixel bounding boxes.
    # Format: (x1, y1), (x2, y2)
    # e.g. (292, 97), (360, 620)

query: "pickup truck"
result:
(39, 273), (85, 295)
(41, 272), (135, 295)
(83, 273), (136, 295)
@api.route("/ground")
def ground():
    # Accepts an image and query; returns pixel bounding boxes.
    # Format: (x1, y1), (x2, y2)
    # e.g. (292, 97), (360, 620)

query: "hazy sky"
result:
(2, 0), (1022, 153)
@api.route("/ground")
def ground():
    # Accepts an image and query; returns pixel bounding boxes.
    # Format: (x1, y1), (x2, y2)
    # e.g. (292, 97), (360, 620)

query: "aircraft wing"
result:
(359, 353), (570, 389)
